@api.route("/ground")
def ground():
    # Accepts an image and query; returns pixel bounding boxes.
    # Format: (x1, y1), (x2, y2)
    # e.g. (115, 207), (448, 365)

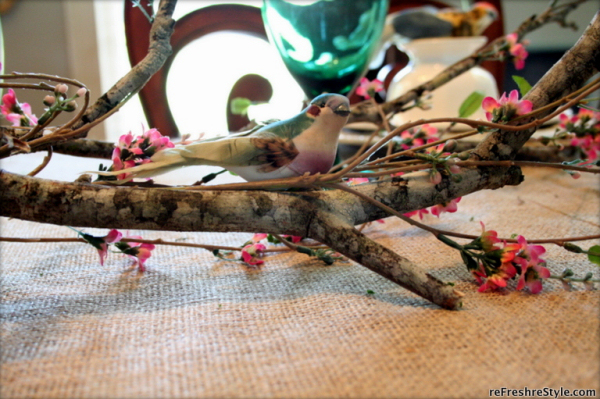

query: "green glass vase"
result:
(262, 0), (388, 98)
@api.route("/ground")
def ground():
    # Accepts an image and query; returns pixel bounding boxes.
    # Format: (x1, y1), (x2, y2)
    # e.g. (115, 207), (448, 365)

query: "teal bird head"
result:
(306, 93), (351, 119)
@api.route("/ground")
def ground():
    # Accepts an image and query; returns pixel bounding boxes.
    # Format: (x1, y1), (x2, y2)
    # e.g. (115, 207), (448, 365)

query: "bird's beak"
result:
(331, 102), (350, 117)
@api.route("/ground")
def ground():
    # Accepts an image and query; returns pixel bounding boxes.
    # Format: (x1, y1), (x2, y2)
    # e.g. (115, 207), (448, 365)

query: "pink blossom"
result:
(477, 261), (517, 292)
(118, 235), (155, 272)
(355, 77), (384, 100)
(118, 132), (135, 148)
(560, 108), (599, 130)
(282, 235), (303, 243)
(560, 108), (600, 160)
(1, 89), (18, 114)
(142, 128), (175, 152)
(347, 177), (370, 185)
(482, 90), (533, 122)
(404, 208), (429, 220)
(130, 243), (155, 272)
(111, 147), (131, 181)
(241, 243), (266, 266)
(514, 235), (549, 294)
(473, 238), (521, 292)
(252, 233), (268, 242)
(1, 89), (38, 127)
(430, 197), (461, 217)
(479, 222), (501, 252)
(399, 125), (438, 150)
(111, 128), (175, 179)
(558, 112), (573, 129)
(426, 143), (447, 155)
(96, 229), (123, 266)
(506, 33), (529, 70)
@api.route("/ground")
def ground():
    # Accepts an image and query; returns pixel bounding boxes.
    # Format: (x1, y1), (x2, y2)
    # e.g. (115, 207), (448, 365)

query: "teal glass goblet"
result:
(262, 0), (388, 99)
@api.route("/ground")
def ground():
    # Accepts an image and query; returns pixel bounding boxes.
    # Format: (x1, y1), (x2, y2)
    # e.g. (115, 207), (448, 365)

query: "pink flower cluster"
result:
(1, 89), (38, 127)
(559, 108), (600, 161)
(355, 78), (384, 100)
(473, 223), (549, 294)
(80, 229), (155, 271)
(482, 90), (533, 123)
(399, 124), (438, 150)
(111, 128), (175, 180)
(240, 233), (304, 267)
(404, 197), (461, 220)
(241, 242), (267, 266)
(506, 33), (529, 70)
(115, 235), (156, 272)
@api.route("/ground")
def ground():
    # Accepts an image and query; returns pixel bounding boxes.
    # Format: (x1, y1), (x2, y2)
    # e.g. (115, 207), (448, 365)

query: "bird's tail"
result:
(84, 148), (187, 184)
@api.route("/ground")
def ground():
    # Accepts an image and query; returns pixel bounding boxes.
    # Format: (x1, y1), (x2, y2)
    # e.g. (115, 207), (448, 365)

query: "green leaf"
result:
(588, 245), (600, 266)
(512, 75), (532, 96)
(366, 290), (375, 295)
(458, 91), (485, 118)
(230, 97), (253, 116)
(266, 234), (280, 244)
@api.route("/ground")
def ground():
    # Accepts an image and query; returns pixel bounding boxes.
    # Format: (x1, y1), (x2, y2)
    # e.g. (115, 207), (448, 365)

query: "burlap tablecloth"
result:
(1, 153), (598, 398)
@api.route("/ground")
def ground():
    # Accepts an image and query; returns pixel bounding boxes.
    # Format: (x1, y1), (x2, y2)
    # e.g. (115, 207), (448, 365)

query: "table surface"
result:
(1, 148), (599, 398)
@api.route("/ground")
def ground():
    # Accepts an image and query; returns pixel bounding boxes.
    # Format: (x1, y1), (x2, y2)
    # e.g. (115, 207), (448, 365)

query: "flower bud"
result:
(443, 139), (458, 152)
(561, 279), (573, 291)
(563, 242), (583, 253)
(64, 100), (77, 112)
(457, 152), (470, 161)
(76, 87), (87, 97)
(430, 170), (442, 185)
(55, 84), (69, 94)
(43, 95), (56, 106)
(561, 268), (574, 278)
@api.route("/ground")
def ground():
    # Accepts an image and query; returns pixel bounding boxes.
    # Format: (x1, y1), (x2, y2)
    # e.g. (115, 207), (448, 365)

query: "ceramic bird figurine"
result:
(385, 1), (498, 41)
(91, 93), (350, 183)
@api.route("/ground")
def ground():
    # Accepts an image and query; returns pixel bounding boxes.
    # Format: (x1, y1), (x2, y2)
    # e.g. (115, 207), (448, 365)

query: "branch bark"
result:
(0, 165), (523, 309)
(69, 0), (176, 135)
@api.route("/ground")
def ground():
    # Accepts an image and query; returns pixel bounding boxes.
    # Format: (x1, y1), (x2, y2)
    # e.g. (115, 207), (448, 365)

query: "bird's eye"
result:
(319, 102), (326, 108)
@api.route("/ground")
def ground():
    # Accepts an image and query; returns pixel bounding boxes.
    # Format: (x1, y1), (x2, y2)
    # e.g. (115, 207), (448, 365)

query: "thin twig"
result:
(0, 235), (327, 255)
(27, 147), (53, 177)
(323, 182), (600, 247)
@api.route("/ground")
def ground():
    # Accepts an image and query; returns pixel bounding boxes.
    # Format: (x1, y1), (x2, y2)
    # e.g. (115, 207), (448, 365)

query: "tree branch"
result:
(308, 213), (464, 309)
(69, 0), (176, 135)
(472, 9), (600, 162)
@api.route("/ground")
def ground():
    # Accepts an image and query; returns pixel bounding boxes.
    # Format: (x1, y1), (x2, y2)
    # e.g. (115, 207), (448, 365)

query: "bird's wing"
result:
(165, 131), (299, 172)
(391, 8), (454, 39)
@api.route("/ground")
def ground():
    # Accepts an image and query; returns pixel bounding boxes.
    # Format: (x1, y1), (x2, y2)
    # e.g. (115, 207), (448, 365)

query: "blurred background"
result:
(1, 0), (599, 142)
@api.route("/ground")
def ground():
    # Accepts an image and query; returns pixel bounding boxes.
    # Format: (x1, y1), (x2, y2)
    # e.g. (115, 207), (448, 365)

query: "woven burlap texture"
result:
(1, 166), (599, 399)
